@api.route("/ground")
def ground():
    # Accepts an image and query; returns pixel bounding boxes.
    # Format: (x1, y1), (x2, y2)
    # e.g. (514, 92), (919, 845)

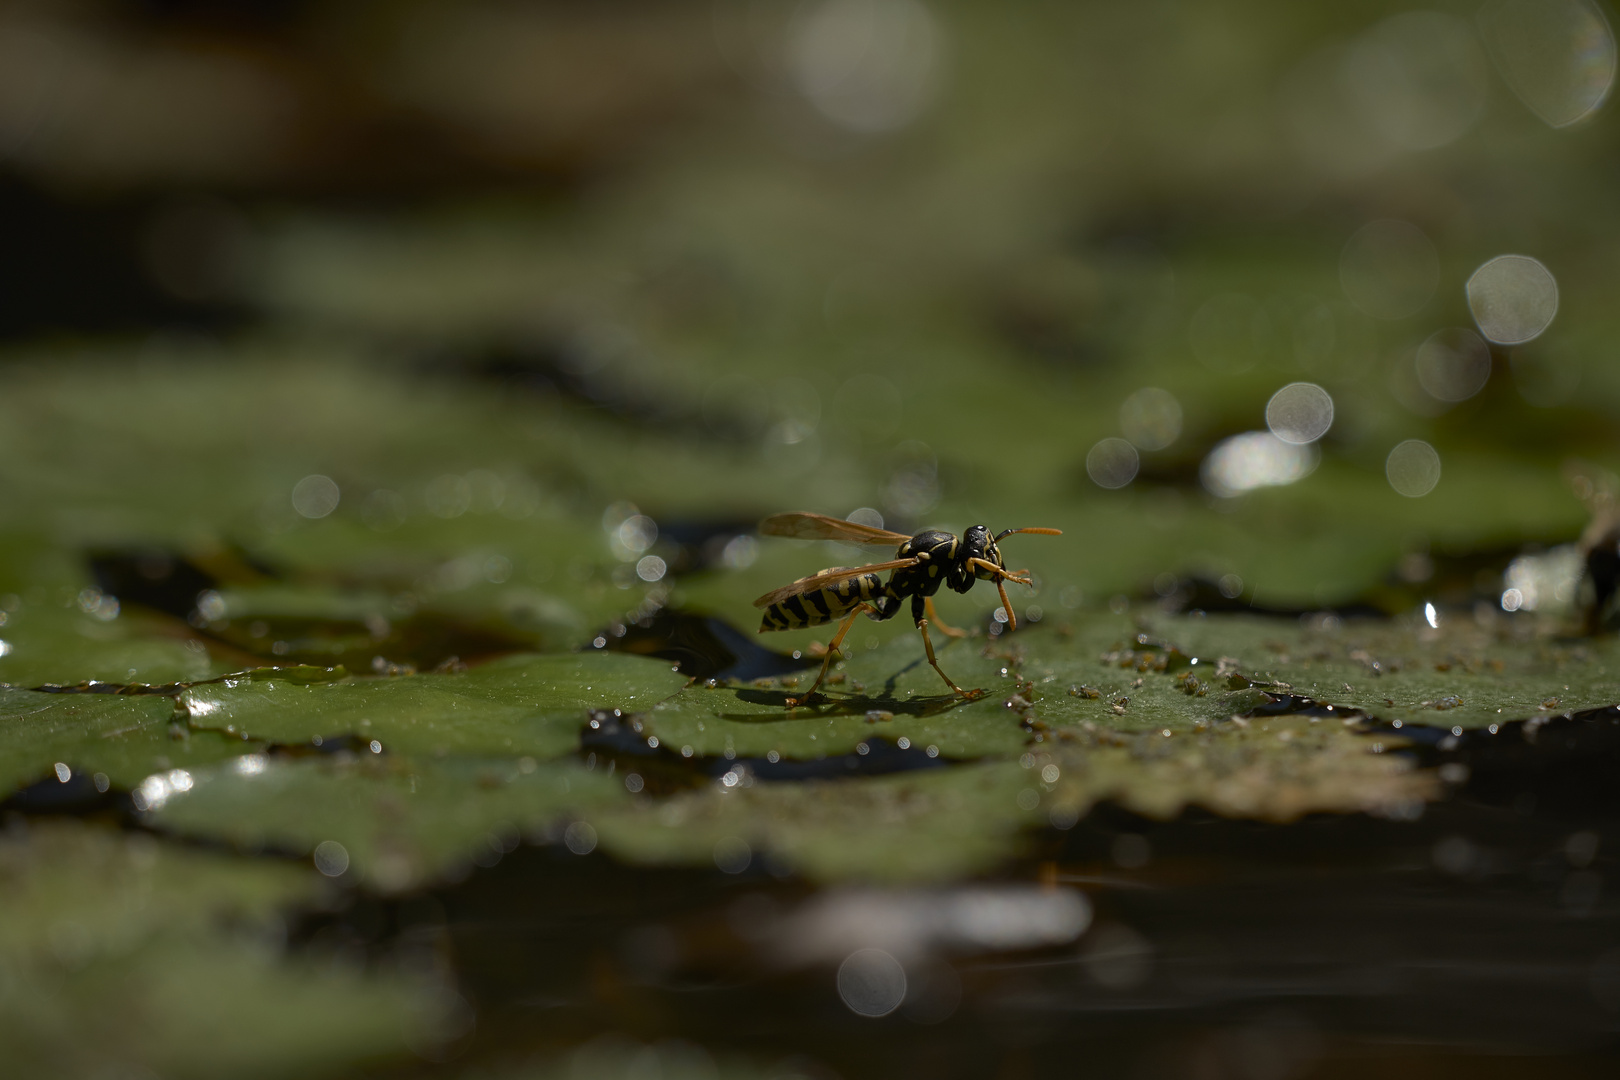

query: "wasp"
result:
(753, 512), (1061, 705)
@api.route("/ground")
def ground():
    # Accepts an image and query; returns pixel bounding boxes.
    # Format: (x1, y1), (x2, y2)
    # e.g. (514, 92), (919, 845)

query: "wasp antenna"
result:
(995, 527), (1063, 541)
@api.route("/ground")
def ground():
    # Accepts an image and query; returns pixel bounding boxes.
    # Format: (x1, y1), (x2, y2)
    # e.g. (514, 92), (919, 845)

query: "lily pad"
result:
(0, 820), (435, 1078)
(0, 687), (234, 793)
(147, 753), (630, 893)
(176, 652), (689, 760)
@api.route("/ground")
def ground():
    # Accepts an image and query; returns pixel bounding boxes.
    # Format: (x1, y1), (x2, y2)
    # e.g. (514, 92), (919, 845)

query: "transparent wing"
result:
(759, 511), (911, 545)
(752, 558), (918, 608)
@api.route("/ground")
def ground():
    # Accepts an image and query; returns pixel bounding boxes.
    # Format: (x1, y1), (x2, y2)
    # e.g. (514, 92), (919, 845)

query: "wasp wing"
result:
(759, 511), (911, 545)
(752, 558), (918, 608)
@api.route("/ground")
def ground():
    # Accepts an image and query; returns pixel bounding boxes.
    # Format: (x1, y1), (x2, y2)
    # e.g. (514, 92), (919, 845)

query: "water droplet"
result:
(313, 840), (349, 877)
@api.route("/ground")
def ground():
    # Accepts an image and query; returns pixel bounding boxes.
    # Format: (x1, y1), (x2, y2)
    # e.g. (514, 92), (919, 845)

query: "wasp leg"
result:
(917, 619), (975, 696)
(967, 558), (1030, 632)
(786, 603), (873, 707)
(968, 557), (1032, 588)
(923, 597), (967, 639)
(994, 577), (1017, 632)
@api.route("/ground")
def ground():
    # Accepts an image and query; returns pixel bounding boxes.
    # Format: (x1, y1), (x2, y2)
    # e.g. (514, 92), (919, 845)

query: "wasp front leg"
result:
(968, 558), (1033, 632)
(911, 595), (977, 697)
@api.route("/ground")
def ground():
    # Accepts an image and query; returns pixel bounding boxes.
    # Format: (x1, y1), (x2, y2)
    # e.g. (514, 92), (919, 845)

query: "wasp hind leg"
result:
(923, 597), (967, 639)
(786, 603), (874, 707)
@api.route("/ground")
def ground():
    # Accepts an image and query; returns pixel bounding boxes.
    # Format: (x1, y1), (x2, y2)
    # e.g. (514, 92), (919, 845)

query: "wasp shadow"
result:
(719, 686), (982, 721)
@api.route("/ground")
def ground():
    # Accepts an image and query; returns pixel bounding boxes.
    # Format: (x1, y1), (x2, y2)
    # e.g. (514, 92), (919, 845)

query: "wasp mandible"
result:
(753, 511), (1061, 705)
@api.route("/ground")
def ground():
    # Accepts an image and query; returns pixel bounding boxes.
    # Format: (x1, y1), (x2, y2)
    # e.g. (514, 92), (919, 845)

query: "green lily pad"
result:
(147, 753), (629, 893)
(0, 820), (434, 1078)
(0, 605), (229, 687)
(175, 651), (688, 760)
(0, 687), (236, 793)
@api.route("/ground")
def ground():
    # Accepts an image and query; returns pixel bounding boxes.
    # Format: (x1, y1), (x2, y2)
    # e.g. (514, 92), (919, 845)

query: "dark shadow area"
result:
(578, 708), (951, 788)
(0, 177), (249, 341)
(593, 608), (817, 682)
(725, 687), (978, 718)
(88, 547), (537, 671)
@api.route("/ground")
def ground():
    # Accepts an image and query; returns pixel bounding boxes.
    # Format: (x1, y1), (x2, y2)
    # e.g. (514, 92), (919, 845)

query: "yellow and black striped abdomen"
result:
(760, 567), (886, 631)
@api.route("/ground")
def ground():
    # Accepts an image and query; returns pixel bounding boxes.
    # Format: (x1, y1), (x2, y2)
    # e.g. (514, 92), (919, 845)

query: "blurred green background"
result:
(2, 0), (1619, 1076)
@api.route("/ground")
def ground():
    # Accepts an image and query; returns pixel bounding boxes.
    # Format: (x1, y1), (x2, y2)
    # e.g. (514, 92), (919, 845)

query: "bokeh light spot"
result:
(1201, 432), (1318, 498)
(1264, 382), (1334, 444)
(291, 474), (340, 519)
(789, 0), (942, 133)
(313, 840), (349, 877)
(1119, 388), (1182, 451)
(1340, 220), (1439, 320)
(837, 947), (907, 1016)
(1467, 254), (1559, 344)
(564, 821), (598, 855)
(1343, 12), (1488, 150)
(1386, 439), (1442, 497)
(1086, 438), (1140, 490)
(1415, 328), (1493, 402)
(1480, 0), (1616, 127)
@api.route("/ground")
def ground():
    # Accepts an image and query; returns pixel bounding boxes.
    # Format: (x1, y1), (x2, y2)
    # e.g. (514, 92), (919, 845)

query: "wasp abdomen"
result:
(760, 567), (887, 631)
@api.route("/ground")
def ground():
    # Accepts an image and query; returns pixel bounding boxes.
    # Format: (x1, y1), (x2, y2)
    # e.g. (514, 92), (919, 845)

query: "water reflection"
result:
(1081, 922), (1153, 989)
(775, 885), (1091, 967)
(1201, 432), (1317, 498)
(1501, 544), (1582, 612)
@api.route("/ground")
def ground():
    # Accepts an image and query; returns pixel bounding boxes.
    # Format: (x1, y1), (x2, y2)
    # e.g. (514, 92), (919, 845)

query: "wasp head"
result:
(962, 524), (1005, 579)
